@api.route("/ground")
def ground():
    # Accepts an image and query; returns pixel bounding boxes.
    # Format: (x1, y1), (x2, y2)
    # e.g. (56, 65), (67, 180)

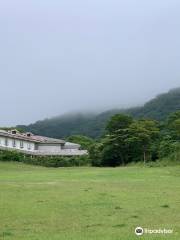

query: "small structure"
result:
(0, 129), (87, 156)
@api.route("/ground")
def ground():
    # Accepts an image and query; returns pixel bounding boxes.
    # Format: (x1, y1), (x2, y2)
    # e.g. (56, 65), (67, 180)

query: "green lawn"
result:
(0, 162), (180, 240)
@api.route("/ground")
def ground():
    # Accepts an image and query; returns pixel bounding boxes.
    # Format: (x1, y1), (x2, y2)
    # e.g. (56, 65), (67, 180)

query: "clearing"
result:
(0, 162), (180, 239)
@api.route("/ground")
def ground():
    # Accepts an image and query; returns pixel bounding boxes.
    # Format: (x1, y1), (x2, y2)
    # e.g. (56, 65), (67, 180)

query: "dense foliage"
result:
(66, 135), (94, 150)
(0, 150), (90, 167)
(17, 88), (180, 139)
(89, 111), (180, 167)
(128, 88), (180, 120)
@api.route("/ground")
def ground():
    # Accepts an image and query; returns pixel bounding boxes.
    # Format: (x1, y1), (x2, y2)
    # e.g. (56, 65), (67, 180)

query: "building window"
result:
(5, 138), (8, 146)
(20, 141), (24, 148)
(11, 130), (17, 134)
(12, 139), (16, 147)
(27, 143), (31, 150)
(34, 144), (38, 150)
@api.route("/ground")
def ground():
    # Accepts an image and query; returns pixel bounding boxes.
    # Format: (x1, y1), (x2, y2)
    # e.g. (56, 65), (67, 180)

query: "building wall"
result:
(37, 143), (62, 152)
(0, 136), (35, 152)
(0, 135), (87, 156)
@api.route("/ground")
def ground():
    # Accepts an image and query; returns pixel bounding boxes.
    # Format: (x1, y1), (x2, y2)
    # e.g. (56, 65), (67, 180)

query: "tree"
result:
(100, 114), (134, 166)
(167, 111), (180, 140)
(100, 114), (132, 166)
(106, 114), (133, 134)
(100, 117), (160, 166)
(101, 129), (130, 166)
(66, 135), (94, 150)
(89, 142), (103, 166)
(158, 136), (175, 158)
(127, 120), (159, 163)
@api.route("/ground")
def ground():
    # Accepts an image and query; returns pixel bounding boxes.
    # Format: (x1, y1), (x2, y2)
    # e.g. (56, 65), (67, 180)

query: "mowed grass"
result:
(0, 162), (180, 240)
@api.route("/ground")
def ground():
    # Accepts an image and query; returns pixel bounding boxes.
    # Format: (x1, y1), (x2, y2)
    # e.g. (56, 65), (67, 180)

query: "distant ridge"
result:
(17, 87), (180, 138)
(126, 87), (180, 120)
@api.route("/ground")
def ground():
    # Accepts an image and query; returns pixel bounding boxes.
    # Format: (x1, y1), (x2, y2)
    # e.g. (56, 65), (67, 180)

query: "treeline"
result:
(0, 110), (179, 168)
(88, 111), (180, 166)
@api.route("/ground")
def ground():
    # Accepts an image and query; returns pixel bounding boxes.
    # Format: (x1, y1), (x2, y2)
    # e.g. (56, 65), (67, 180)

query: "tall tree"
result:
(106, 114), (133, 134)
(127, 120), (159, 163)
(167, 111), (180, 140)
(101, 128), (130, 166)
(101, 114), (133, 166)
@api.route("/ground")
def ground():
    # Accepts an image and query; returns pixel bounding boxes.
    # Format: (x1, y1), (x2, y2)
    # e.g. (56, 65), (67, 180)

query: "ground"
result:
(0, 162), (180, 240)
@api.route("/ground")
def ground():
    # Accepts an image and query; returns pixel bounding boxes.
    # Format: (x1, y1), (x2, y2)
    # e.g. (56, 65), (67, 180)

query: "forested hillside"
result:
(126, 87), (180, 120)
(18, 88), (180, 138)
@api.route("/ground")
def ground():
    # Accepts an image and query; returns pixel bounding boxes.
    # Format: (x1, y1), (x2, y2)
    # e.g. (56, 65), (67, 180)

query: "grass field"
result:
(0, 162), (180, 240)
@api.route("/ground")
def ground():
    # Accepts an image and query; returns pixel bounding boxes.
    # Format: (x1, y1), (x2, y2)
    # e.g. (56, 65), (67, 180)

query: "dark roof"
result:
(0, 130), (65, 144)
(31, 135), (65, 144)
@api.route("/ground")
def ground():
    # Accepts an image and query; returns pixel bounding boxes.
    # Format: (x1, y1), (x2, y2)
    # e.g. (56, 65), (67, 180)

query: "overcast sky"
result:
(0, 0), (180, 126)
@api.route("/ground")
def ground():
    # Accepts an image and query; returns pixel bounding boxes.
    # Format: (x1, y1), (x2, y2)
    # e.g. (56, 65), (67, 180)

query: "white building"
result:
(0, 130), (87, 156)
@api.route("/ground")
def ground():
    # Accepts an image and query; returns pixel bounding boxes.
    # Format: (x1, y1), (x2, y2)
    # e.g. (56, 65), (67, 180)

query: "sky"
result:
(0, 0), (180, 126)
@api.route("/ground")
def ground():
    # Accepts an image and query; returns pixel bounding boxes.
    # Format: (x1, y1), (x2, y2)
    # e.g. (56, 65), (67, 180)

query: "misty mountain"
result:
(18, 88), (180, 138)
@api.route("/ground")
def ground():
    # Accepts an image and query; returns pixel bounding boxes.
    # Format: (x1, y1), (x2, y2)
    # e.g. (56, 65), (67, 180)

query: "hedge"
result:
(0, 150), (90, 167)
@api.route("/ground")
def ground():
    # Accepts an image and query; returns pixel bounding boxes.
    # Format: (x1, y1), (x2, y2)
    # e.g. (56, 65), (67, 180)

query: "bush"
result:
(0, 150), (23, 162)
(89, 143), (103, 166)
(0, 150), (90, 167)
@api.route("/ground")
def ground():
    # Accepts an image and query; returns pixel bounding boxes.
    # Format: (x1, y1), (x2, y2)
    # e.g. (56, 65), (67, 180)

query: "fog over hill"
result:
(17, 87), (180, 138)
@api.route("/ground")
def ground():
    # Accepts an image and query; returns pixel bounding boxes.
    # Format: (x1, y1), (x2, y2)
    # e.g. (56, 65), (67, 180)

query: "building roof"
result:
(65, 142), (80, 147)
(0, 130), (65, 144)
(32, 135), (65, 144)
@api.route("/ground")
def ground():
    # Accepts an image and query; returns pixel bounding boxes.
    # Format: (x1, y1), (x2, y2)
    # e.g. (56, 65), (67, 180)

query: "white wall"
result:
(0, 136), (87, 156)
(0, 136), (35, 152)
(37, 144), (61, 152)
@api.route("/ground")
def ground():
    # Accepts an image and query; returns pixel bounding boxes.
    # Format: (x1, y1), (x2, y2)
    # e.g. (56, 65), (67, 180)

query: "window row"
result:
(0, 138), (32, 150)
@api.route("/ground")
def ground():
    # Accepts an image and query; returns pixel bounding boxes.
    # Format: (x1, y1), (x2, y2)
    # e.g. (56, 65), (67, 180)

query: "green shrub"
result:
(0, 150), (90, 167)
(0, 150), (23, 162)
